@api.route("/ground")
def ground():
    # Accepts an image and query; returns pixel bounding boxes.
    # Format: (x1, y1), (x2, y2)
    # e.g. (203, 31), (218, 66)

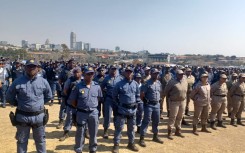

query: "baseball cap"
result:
(220, 74), (227, 79)
(25, 59), (39, 66)
(84, 67), (94, 74)
(125, 66), (134, 72)
(135, 73), (142, 78)
(151, 68), (160, 74)
(176, 69), (184, 75)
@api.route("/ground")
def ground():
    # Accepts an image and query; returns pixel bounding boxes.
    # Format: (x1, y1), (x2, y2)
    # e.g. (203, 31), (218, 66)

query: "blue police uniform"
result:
(46, 67), (61, 102)
(135, 81), (143, 131)
(69, 80), (103, 152)
(6, 72), (52, 153)
(63, 77), (82, 132)
(0, 65), (9, 107)
(93, 72), (105, 117)
(57, 67), (74, 127)
(140, 79), (162, 136)
(112, 78), (140, 145)
(101, 74), (123, 130)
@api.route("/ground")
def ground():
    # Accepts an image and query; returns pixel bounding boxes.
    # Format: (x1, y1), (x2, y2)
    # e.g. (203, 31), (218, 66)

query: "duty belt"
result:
(106, 94), (113, 99)
(214, 95), (226, 97)
(66, 103), (76, 109)
(234, 94), (244, 97)
(117, 113), (134, 119)
(16, 109), (44, 116)
(77, 108), (94, 113)
(148, 100), (159, 105)
(120, 103), (137, 109)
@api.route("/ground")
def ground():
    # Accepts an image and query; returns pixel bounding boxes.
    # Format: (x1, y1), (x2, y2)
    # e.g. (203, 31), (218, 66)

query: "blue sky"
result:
(0, 0), (245, 56)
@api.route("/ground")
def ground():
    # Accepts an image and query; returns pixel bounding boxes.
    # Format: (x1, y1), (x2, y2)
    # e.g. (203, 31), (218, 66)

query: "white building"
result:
(21, 40), (29, 48)
(75, 41), (84, 51)
(84, 43), (91, 51)
(31, 43), (42, 50)
(70, 32), (76, 50)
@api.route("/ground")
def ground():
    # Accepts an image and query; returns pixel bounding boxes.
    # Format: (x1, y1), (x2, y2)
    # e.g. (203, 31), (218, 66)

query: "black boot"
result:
(185, 108), (190, 116)
(89, 151), (96, 153)
(136, 126), (140, 134)
(167, 111), (170, 117)
(230, 119), (237, 127)
(228, 112), (231, 118)
(103, 128), (109, 139)
(112, 144), (119, 153)
(192, 125), (199, 136)
(139, 136), (146, 147)
(56, 119), (63, 129)
(237, 118), (245, 126)
(217, 120), (226, 128)
(182, 118), (190, 126)
(127, 142), (139, 152)
(59, 130), (69, 141)
(167, 129), (173, 140)
(153, 133), (163, 144)
(175, 128), (185, 138)
(49, 100), (54, 106)
(210, 121), (217, 130)
(160, 110), (164, 119)
(201, 124), (211, 133)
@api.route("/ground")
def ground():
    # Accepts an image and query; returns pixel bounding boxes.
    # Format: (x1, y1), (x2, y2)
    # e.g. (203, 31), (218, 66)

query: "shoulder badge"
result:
(79, 89), (85, 94)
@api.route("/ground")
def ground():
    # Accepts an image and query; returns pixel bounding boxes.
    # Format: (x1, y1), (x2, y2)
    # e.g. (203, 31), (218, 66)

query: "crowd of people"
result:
(1, 57), (245, 153)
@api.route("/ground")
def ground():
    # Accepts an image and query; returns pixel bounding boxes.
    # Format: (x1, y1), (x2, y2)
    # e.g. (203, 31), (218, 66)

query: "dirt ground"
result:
(1, 99), (245, 153)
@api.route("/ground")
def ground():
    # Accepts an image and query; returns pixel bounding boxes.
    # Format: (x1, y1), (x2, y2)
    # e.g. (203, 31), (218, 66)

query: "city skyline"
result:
(1, 0), (245, 56)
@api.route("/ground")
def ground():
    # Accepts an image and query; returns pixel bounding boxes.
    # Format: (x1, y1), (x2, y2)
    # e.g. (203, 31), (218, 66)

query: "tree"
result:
(61, 44), (70, 60)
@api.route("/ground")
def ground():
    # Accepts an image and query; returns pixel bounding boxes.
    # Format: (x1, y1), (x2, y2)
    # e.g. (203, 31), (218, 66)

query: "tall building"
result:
(0, 41), (8, 46)
(84, 43), (91, 51)
(21, 40), (28, 48)
(45, 39), (50, 45)
(75, 41), (84, 51)
(70, 32), (76, 50)
(115, 46), (120, 51)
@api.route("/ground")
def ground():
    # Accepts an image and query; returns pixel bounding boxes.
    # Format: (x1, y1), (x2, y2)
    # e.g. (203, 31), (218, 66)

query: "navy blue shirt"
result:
(69, 81), (103, 111)
(6, 74), (52, 112)
(141, 79), (162, 102)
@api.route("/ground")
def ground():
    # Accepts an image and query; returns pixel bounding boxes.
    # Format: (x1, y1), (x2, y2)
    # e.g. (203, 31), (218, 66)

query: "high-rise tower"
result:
(70, 32), (76, 50)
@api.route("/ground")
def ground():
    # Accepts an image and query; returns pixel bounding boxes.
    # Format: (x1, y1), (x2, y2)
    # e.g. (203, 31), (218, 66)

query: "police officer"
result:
(163, 69), (188, 140)
(139, 68), (163, 147)
(142, 66), (151, 84)
(6, 59), (52, 153)
(46, 62), (62, 106)
(93, 67), (106, 117)
(112, 66), (140, 153)
(0, 60), (9, 108)
(210, 74), (228, 129)
(134, 73), (143, 134)
(227, 73), (238, 117)
(69, 67), (103, 153)
(185, 67), (195, 116)
(101, 65), (123, 139)
(190, 72), (211, 135)
(59, 67), (83, 141)
(160, 64), (172, 118)
(229, 73), (245, 126)
(57, 59), (75, 129)
(11, 61), (24, 82)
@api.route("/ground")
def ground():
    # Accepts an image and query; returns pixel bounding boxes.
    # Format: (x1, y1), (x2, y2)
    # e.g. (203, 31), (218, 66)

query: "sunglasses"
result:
(26, 65), (37, 68)
(86, 73), (94, 76)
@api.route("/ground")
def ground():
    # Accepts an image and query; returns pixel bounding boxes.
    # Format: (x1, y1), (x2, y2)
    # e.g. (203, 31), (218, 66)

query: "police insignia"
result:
(89, 67), (93, 71)
(79, 89), (85, 94)
(30, 60), (34, 63)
